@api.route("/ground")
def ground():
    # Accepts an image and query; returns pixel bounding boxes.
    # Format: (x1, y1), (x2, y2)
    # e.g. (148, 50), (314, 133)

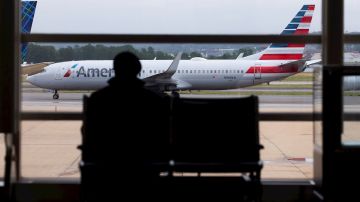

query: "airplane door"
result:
(254, 64), (261, 79)
(55, 68), (63, 80)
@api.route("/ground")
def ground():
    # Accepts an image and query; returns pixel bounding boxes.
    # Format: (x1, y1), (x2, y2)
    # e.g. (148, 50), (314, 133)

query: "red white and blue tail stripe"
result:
(260, 5), (314, 60)
(244, 5), (315, 61)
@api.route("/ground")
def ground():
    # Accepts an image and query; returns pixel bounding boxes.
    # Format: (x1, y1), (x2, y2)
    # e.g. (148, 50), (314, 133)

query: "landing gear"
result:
(53, 90), (59, 100)
(171, 91), (180, 98)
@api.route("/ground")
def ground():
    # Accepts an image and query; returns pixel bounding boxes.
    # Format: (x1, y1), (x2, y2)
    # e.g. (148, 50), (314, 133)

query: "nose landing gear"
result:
(53, 90), (59, 99)
(171, 91), (180, 98)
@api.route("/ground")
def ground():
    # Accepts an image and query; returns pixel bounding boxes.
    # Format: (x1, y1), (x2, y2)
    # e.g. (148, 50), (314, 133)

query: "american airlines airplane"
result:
(27, 4), (318, 99)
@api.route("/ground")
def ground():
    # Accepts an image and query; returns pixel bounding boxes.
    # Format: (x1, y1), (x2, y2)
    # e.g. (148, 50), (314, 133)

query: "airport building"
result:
(1, 0), (360, 201)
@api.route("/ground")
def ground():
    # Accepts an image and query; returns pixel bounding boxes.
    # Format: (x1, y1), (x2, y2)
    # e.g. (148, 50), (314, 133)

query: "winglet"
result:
(236, 52), (244, 60)
(143, 52), (182, 81)
(166, 52), (182, 75)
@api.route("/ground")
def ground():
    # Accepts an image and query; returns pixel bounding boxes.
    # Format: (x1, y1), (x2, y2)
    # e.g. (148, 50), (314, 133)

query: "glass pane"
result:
(22, 42), (319, 112)
(345, 0), (360, 33)
(342, 75), (360, 146)
(342, 42), (360, 146)
(22, 41), (318, 180)
(21, 121), (81, 179)
(342, 121), (360, 146)
(344, 44), (360, 65)
(30, 0), (321, 34)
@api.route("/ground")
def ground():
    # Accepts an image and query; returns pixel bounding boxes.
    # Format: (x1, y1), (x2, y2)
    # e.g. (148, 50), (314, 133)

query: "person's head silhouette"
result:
(113, 52), (141, 80)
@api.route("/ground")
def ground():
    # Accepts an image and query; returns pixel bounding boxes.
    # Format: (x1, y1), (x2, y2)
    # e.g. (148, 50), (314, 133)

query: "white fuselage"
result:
(27, 59), (300, 91)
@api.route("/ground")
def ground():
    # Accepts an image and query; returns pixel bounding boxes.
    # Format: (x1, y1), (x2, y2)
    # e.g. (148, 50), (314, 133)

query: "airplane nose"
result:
(26, 75), (39, 86)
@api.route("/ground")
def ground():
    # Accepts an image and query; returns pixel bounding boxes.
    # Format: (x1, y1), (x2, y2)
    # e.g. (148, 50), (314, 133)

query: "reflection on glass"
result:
(313, 66), (322, 147)
(343, 76), (360, 146)
(344, 44), (360, 66)
(21, 121), (81, 179)
(343, 121), (360, 146)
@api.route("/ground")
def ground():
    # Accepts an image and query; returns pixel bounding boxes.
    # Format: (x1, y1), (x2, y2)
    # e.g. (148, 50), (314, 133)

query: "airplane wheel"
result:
(53, 93), (59, 100)
(171, 91), (180, 98)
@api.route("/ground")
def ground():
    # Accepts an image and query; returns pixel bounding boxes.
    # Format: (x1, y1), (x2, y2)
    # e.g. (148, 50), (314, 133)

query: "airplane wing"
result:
(21, 62), (53, 76)
(143, 52), (185, 91)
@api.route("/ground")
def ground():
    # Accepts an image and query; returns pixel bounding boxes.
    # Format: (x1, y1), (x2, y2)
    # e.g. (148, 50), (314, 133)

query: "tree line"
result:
(24, 43), (254, 63)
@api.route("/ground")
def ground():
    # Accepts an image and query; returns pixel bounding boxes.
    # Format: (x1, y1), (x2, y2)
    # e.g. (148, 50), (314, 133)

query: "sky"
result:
(30, 0), (359, 34)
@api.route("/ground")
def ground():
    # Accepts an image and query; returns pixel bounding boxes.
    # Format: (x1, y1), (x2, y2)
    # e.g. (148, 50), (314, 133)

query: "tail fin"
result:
(21, 1), (37, 62)
(243, 5), (315, 61)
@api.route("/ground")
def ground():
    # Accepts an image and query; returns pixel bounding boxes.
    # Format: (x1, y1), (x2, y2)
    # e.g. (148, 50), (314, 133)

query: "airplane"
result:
(27, 4), (319, 99)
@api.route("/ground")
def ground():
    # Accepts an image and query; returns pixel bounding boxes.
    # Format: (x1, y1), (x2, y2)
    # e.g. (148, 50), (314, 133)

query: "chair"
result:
(169, 95), (263, 200)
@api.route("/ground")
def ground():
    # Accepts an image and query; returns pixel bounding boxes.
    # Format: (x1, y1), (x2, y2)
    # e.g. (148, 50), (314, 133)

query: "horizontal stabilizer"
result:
(21, 62), (53, 76)
(305, 59), (322, 66)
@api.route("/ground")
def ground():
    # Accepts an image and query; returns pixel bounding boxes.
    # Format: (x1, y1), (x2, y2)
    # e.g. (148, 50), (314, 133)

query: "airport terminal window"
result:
(22, 41), (317, 180)
(17, 0), (334, 182)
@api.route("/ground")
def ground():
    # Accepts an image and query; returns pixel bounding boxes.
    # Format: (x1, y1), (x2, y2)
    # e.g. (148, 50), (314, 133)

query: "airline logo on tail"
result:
(259, 5), (315, 61)
(22, 1), (37, 62)
(246, 5), (315, 74)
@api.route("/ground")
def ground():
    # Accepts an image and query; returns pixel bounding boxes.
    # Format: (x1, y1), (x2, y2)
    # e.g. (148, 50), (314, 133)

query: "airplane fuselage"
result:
(27, 59), (300, 91)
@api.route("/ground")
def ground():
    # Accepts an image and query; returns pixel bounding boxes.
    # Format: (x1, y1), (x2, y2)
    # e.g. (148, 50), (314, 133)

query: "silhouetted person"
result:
(81, 52), (170, 201)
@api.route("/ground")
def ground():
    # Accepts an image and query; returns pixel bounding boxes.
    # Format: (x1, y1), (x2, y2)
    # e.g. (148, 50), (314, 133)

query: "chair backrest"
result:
(171, 95), (261, 163)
